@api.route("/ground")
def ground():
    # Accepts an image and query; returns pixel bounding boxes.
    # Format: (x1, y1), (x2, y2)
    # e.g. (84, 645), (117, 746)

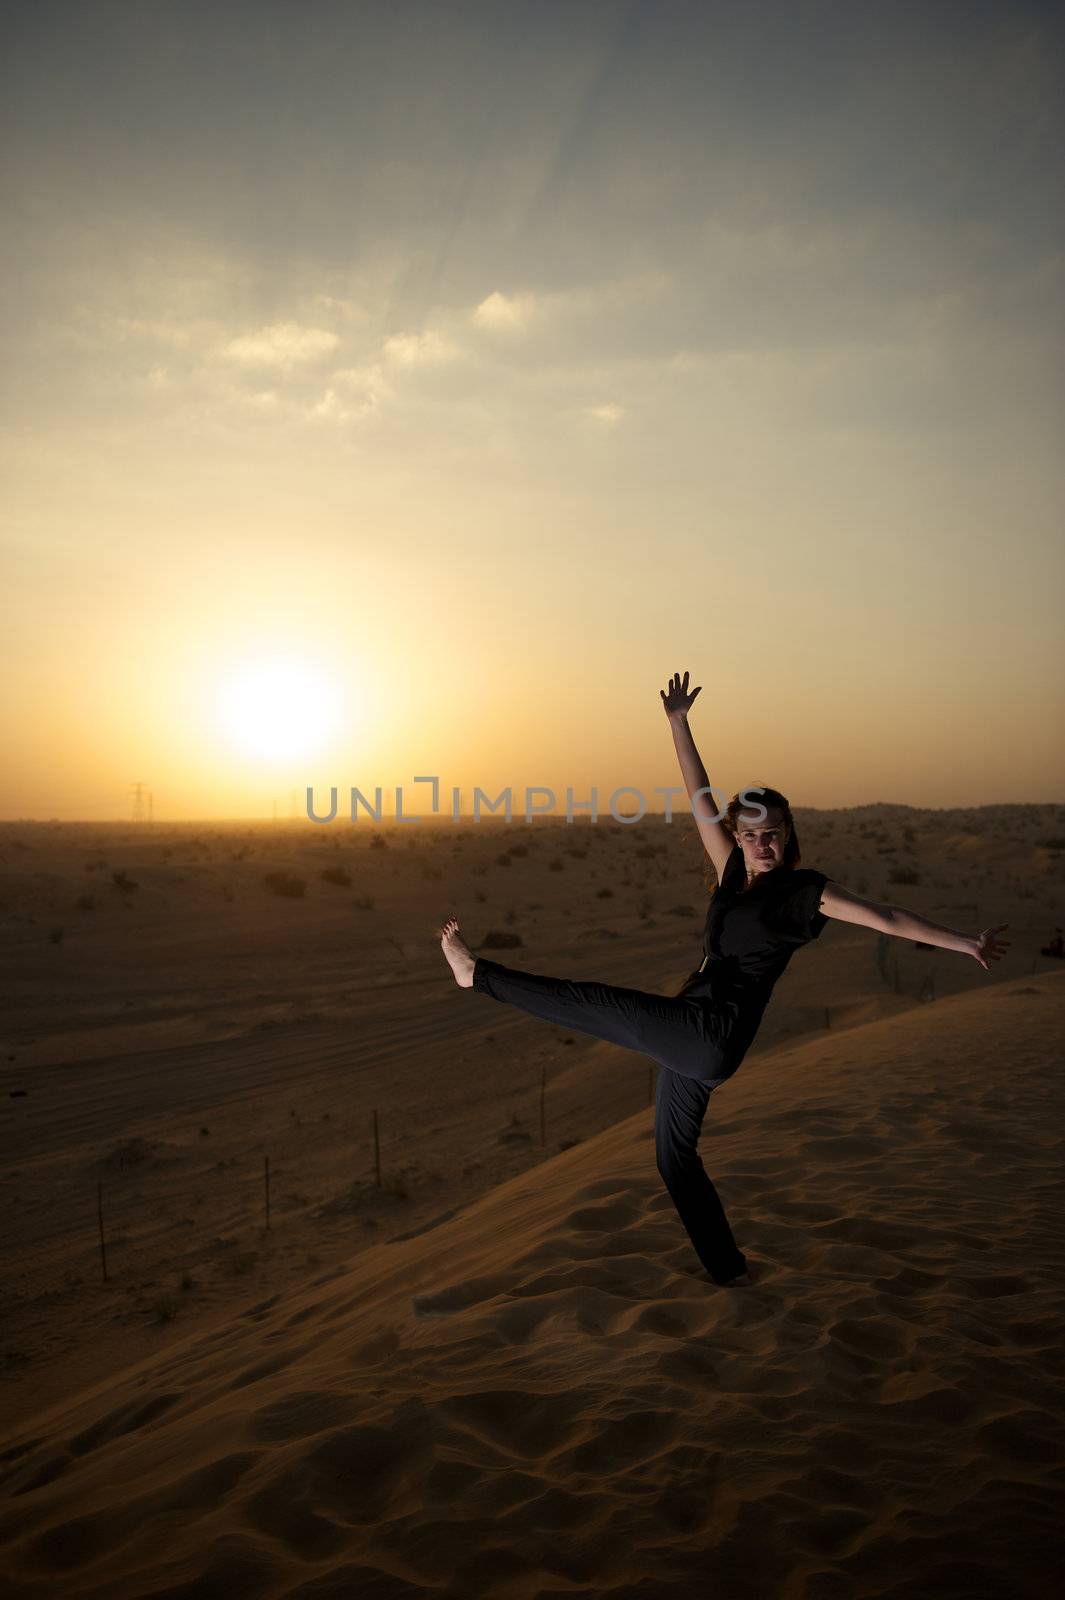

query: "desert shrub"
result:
(104, 1136), (152, 1169)
(353, 893), (376, 910)
(320, 865), (352, 887)
(153, 1295), (180, 1322)
(369, 834), (388, 850)
(481, 929), (523, 949)
(496, 853), (512, 867)
(596, 887), (613, 898)
(548, 858), (564, 872)
(888, 865), (921, 885)
(111, 869), (138, 893)
(47, 926), (64, 944)
(264, 872), (306, 898)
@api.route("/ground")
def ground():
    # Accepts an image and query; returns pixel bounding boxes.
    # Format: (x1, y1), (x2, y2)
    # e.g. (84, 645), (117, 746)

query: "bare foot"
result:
(440, 916), (476, 988)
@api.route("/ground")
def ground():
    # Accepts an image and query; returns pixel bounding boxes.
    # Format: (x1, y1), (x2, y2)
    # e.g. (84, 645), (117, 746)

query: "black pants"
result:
(471, 956), (751, 1283)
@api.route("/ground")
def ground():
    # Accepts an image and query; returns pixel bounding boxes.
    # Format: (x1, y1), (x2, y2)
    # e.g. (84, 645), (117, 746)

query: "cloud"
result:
(220, 322), (340, 370)
(470, 274), (669, 338)
(471, 290), (540, 332)
(308, 367), (384, 424)
(381, 329), (463, 365)
(306, 293), (370, 326)
(584, 402), (626, 424)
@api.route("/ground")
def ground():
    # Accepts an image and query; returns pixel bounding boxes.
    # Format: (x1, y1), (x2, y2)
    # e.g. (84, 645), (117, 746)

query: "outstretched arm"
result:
(660, 669), (733, 879)
(820, 881), (1010, 972)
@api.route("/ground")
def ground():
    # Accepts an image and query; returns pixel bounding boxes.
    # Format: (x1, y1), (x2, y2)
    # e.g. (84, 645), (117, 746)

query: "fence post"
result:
(97, 1180), (108, 1283)
(264, 1153), (271, 1232)
(372, 1108), (381, 1187)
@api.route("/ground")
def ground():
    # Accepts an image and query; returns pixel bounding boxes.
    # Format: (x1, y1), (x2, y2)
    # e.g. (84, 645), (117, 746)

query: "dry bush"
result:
(264, 872), (306, 898)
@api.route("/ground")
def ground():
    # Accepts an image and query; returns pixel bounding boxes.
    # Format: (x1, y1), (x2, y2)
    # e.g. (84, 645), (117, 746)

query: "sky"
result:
(2, 0), (1063, 820)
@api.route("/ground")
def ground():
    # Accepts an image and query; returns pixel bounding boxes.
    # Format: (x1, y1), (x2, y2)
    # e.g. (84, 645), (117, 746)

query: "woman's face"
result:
(735, 809), (790, 878)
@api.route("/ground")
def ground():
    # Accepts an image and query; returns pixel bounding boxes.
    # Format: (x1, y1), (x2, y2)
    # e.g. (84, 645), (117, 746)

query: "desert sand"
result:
(1, 805), (1063, 1596)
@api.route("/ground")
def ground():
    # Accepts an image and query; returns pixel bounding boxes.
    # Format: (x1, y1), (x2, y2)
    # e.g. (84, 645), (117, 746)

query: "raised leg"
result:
(471, 955), (735, 1084)
(655, 1066), (748, 1283)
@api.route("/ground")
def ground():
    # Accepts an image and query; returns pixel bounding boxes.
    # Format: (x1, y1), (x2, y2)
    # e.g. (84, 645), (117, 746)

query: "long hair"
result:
(700, 784), (806, 898)
(674, 784), (807, 998)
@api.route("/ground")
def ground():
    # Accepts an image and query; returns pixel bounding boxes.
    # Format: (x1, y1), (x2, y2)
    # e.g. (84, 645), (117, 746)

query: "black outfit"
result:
(471, 843), (829, 1282)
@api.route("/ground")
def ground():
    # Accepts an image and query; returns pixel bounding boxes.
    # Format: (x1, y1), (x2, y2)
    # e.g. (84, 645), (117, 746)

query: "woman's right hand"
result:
(660, 669), (702, 720)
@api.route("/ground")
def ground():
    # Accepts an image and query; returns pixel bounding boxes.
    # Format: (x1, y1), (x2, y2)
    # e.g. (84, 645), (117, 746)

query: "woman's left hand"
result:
(972, 924), (1010, 971)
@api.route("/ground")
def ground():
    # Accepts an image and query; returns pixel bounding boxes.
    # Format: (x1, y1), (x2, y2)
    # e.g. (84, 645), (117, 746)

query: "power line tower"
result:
(131, 781), (148, 822)
(148, 790), (154, 823)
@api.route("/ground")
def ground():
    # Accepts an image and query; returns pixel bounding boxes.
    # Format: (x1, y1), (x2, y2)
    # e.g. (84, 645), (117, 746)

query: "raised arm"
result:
(819, 881), (1010, 972)
(660, 669), (733, 881)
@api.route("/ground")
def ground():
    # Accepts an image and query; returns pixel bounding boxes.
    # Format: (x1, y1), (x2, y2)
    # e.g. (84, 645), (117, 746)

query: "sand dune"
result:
(4, 805), (1062, 1442)
(2, 966), (1062, 1599)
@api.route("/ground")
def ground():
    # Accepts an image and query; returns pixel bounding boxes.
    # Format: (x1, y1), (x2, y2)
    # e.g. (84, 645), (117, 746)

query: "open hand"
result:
(972, 924), (1010, 971)
(660, 669), (702, 719)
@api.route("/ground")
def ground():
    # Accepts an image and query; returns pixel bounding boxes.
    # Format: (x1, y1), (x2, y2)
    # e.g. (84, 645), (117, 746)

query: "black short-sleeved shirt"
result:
(685, 842), (829, 1000)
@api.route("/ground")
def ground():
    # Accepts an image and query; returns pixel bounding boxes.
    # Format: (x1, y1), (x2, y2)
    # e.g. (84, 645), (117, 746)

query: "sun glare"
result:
(215, 658), (341, 761)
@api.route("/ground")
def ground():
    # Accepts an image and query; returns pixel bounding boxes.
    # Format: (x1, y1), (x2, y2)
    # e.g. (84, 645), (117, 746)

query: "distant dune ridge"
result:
(1, 807), (1064, 1595)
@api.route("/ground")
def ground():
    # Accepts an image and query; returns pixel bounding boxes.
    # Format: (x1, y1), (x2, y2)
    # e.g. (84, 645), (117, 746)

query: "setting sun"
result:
(214, 657), (342, 761)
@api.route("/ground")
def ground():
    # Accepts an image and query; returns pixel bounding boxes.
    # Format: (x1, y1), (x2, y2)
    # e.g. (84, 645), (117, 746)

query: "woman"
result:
(439, 669), (1010, 1288)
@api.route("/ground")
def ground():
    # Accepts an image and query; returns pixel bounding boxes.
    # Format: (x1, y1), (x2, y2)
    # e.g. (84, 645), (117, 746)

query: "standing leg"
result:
(654, 1066), (748, 1283)
(471, 955), (734, 1084)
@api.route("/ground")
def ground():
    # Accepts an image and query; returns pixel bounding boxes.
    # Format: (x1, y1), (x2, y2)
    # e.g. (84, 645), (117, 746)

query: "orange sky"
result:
(3, 2), (1063, 819)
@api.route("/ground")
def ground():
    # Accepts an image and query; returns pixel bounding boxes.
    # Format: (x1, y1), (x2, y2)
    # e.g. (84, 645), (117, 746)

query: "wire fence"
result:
(5, 1054), (667, 1323)
(5, 927), (1056, 1320)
